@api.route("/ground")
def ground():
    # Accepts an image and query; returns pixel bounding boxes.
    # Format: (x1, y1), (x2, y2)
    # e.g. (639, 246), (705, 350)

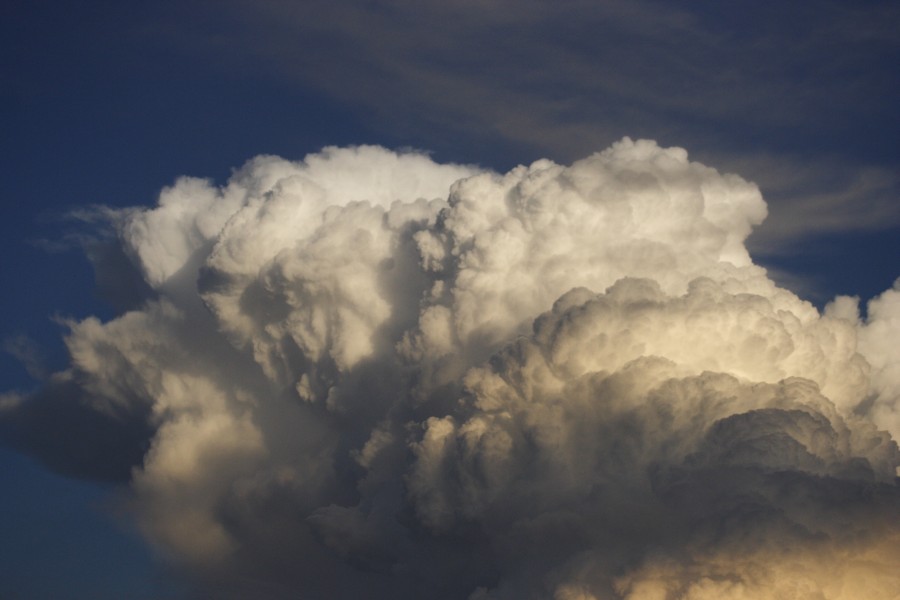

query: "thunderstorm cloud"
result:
(2, 140), (898, 598)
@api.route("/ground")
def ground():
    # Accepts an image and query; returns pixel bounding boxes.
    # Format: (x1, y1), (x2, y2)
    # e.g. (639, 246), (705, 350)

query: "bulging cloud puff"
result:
(828, 281), (900, 443)
(404, 140), (769, 370)
(2, 139), (898, 598)
(411, 279), (898, 597)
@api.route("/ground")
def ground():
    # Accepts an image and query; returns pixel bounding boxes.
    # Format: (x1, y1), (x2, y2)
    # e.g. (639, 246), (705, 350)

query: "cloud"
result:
(2, 140), (898, 598)
(2, 335), (47, 380)
(159, 0), (897, 154)
(829, 280), (900, 443)
(728, 155), (900, 254)
(129, 0), (900, 266)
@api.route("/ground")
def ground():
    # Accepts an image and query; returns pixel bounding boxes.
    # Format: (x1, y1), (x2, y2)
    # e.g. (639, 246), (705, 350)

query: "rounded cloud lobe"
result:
(2, 140), (898, 598)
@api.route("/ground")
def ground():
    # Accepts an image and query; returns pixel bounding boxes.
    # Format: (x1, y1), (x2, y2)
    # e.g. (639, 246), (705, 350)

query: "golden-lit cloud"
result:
(2, 140), (898, 598)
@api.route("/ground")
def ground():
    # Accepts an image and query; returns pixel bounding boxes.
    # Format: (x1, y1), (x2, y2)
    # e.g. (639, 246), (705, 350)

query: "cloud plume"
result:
(2, 140), (898, 598)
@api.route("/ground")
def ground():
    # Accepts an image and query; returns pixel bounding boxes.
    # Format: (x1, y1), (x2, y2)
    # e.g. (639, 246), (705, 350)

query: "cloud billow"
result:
(2, 140), (898, 598)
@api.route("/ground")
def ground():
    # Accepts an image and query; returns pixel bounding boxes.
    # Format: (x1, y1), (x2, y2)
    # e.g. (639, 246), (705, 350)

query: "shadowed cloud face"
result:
(2, 141), (898, 598)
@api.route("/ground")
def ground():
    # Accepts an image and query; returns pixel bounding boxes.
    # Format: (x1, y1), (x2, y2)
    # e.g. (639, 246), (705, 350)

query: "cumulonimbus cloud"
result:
(2, 139), (898, 598)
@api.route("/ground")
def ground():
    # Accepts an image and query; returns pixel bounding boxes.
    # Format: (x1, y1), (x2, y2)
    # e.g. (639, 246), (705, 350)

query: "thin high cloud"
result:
(2, 140), (898, 598)
(716, 154), (900, 252)
(138, 0), (900, 250)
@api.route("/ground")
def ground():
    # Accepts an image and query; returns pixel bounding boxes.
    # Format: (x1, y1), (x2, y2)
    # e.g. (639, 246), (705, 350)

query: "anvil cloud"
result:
(2, 140), (898, 599)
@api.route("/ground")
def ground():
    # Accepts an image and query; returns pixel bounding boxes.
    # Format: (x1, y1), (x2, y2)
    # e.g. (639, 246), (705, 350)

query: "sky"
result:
(1, 1), (898, 598)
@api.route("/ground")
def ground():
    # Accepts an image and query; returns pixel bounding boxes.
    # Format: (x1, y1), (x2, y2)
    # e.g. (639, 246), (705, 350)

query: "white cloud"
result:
(2, 140), (898, 598)
(833, 279), (900, 441)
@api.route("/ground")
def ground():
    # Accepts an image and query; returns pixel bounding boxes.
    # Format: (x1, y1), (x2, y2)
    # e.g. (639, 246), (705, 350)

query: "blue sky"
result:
(2, 1), (898, 598)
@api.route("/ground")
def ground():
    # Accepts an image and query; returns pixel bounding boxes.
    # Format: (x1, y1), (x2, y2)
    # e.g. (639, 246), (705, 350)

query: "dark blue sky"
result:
(2, 1), (898, 597)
